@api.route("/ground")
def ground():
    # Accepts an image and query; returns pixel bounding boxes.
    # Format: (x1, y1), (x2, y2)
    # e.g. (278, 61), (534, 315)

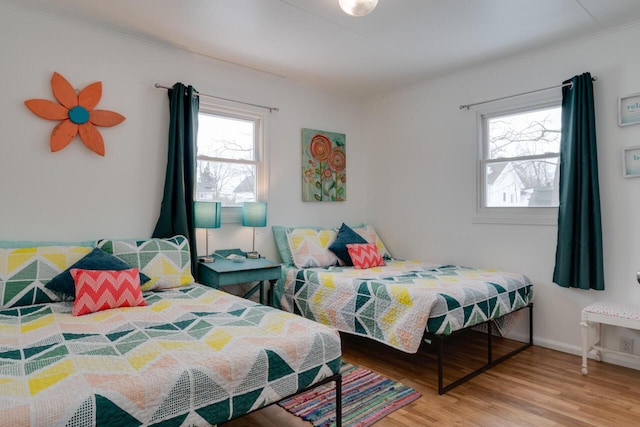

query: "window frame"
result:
(196, 100), (269, 224)
(474, 91), (561, 226)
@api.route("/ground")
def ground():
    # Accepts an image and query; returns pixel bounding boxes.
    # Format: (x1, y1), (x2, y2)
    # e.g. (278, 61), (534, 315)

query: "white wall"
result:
(0, 4), (366, 262)
(3, 2), (640, 368)
(363, 23), (640, 365)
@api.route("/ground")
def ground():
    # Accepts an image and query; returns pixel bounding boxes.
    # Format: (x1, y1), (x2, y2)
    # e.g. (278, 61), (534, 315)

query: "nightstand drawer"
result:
(198, 262), (280, 287)
(197, 254), (281, 305)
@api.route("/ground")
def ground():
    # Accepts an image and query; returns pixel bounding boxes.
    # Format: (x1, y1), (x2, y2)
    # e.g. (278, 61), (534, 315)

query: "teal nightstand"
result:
(197, 249), (281, 305)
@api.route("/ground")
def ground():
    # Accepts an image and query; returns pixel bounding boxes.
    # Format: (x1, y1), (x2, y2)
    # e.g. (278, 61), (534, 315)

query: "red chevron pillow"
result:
(70, 268), (146, 316)
(346, 243), (385, 269)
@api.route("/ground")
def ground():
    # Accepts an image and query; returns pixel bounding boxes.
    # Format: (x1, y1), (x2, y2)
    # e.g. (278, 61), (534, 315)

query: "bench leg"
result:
(593, 322), (602, 361)
(581, 320), (590, 375)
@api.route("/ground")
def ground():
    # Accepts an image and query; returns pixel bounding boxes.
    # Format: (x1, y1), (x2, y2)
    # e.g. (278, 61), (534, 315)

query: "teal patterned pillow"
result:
(96, 235), (194, 291)
(0, 246), (92, 308)
(0, 240), (94, 248)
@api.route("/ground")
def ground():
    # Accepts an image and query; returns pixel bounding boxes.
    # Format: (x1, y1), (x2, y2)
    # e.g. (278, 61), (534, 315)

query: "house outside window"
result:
(475, 92), (561, 225)
(196, 103), (267, 222)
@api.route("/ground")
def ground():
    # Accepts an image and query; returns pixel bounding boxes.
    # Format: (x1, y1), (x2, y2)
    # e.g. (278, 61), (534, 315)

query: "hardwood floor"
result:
(223, 331), (640, 426)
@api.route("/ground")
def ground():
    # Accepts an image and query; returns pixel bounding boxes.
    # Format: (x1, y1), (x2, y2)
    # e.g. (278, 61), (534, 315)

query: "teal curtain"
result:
(553, 72), (604, 290)
(152, 83), (199, 275)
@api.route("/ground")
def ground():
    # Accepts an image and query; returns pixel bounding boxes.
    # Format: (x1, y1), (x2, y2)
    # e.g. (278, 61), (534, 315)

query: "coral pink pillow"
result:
(346, 243), (385, 269)
(70, 268), (146, 316)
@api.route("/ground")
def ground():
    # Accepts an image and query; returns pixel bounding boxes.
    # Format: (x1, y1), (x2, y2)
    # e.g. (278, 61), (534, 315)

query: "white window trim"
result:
(198, 100), (269, 224)
(473, 90), (561, 226)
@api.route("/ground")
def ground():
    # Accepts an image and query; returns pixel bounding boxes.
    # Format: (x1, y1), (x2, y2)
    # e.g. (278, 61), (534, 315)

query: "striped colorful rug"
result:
(278, 363), (421, 427)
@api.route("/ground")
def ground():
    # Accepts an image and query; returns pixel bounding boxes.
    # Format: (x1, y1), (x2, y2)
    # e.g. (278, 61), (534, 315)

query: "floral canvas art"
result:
(302, 128), (346, 202)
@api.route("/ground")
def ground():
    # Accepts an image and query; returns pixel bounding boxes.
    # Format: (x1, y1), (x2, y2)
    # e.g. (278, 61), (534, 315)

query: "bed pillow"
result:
(0, 246), (92, 309)
(96, 235), (194, 291)
(45, 247), (151, 298)
(71, 268), (146, 316)
(273, 225), (298, 266)
(353, 225), (392, 259)
(273, 223), (365, 266)
(347, 243), (385, 269)
(273, 225), (327, 266)
(286, 228), (339, 268)
(328, 223), (367, 266)
(0, 240), (94, 248)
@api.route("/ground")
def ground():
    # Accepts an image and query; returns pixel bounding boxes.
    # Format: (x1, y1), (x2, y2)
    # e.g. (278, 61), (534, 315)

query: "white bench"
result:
(581, 301), (640, 374)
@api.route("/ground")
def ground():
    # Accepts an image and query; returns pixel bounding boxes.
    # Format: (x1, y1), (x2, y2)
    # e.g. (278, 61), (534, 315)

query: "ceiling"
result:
(6, 0), (640, 98)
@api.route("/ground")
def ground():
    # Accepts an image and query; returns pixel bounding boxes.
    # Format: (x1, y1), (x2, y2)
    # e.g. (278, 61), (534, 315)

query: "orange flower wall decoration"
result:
(25, 72), (125, 156)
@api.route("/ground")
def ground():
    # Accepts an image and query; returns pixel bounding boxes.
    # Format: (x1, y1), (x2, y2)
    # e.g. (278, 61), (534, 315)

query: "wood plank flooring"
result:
(223, 331), (640, 426)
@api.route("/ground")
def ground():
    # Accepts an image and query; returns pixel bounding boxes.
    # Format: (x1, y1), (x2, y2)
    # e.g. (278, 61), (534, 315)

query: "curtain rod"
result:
(154, 83), (279, 112)
(459, 76), (597, 110)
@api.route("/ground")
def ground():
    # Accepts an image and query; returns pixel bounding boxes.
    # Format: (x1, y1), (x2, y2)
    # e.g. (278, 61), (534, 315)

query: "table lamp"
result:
(242, 202), (267, 258)
(194, 201), (221, 262)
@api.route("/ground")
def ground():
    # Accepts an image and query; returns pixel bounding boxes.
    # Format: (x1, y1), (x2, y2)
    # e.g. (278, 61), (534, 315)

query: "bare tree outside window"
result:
(483, 106), (561, 207)
(196, 112), (259, 206)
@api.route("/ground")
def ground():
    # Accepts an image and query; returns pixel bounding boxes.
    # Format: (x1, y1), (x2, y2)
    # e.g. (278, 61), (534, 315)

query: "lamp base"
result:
(199, 256), (214, 263)
(246, 251), (260, 259)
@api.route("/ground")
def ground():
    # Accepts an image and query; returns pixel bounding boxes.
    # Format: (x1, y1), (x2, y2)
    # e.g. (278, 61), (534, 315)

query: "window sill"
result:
(472, 212), (557, 226)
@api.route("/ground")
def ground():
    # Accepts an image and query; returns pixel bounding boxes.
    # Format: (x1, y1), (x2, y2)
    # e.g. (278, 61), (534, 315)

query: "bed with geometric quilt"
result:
(272, 223), (533, 393)
(280, 261), (532, 354)
(0, 237), (342, 426)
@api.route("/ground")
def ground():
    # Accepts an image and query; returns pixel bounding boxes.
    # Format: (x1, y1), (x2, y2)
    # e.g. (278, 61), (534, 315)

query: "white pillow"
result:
(286, 228), (339, 268)
(353, 224), (392, 259)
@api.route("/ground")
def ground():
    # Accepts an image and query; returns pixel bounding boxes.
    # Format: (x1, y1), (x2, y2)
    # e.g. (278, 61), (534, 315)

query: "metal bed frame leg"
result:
(488, 317), (493, 363)
(433, 303), (533, 394)
(335, 373), (342, 427)
(266, 371), (342, 426)
(437, 336), (444, 394)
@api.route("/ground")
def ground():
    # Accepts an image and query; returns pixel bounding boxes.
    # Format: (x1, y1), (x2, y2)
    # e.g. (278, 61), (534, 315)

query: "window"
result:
(476, 94), (561, 225)
(196, 104), (267, 221)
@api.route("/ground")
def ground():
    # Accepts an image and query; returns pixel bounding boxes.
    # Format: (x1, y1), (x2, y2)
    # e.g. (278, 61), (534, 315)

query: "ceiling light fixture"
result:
(339, 0), (378, 17)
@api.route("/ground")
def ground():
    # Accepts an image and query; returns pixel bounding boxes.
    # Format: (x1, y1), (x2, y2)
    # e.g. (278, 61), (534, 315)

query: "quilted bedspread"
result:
(280, 260), (532, 354)
(0, 284), (341, 426)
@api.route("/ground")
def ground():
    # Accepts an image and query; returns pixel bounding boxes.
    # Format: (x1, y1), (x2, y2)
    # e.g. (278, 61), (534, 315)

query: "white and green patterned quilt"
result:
(280, 260), (532, 354)
(0, 284), (341, 426)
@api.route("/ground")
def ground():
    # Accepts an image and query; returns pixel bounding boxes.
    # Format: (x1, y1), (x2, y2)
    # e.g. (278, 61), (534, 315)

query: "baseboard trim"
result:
(509, 332), (640, 371)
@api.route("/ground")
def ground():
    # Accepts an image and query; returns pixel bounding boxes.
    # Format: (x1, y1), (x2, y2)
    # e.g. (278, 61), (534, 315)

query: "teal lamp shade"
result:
(242, 202), (267, 253)
(193, 201), (221, 261)
(242, 202), (267, 227)
(194, 202), (221, 229)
